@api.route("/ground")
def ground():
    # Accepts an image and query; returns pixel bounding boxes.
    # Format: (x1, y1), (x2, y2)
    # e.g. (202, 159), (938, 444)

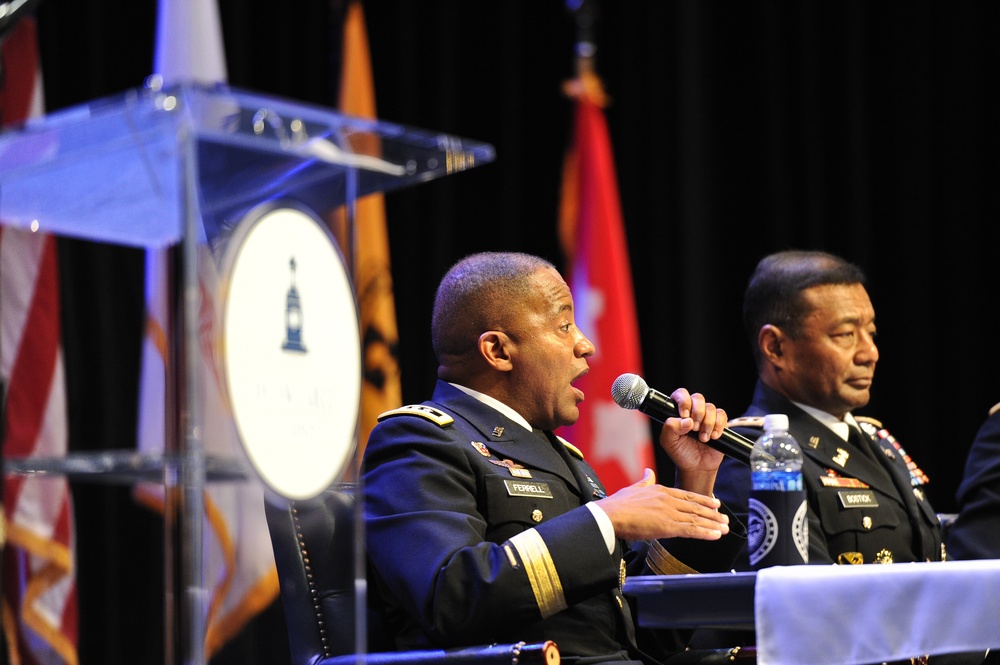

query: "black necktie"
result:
(535, 429), (596, 502)
(848, 425), (898, 489)
(848, 425), (880, 462)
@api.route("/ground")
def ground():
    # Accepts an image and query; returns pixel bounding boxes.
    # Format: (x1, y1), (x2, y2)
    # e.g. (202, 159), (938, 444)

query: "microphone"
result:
(611, 373), (754, 465)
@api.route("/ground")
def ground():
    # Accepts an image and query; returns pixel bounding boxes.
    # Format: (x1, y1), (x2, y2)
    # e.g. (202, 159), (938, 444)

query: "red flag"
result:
(1, 16), (80, 665)
(557, 71), (652, 494)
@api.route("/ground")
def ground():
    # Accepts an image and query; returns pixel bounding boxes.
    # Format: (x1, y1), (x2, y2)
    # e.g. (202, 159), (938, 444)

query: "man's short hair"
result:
(431, 252), (555, 362)
(743, 250), (867, 366)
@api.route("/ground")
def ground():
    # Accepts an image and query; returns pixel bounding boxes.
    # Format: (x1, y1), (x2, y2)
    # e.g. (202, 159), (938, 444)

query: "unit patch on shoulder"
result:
(377, 404), (454, 427)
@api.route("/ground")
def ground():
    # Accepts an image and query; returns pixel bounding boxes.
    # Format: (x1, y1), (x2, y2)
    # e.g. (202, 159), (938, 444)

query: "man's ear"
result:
(759, 324), (786, 365)
(479, 331), (514, 372)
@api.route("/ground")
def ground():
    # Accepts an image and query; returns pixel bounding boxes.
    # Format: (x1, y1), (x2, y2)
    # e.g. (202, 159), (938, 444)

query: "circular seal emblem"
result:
(747, 497), (778, 567)
(792, 498), (809, 562)
(220, 203), (361, 501)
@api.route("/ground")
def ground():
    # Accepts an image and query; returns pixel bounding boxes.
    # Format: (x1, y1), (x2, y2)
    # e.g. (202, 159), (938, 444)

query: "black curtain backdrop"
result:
(18, 1), (1000, 662)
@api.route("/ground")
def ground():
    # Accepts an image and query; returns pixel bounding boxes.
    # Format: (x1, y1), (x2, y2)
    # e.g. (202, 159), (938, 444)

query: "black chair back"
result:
(265, 486), (561, 665)
(265, 486), (389, 664)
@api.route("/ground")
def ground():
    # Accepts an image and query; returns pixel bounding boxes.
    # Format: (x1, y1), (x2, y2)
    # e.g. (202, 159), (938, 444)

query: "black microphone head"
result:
(611, 373), (649, 410)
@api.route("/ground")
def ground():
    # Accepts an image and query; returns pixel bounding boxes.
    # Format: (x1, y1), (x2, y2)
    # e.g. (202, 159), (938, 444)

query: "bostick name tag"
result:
(837, 489), (879, 508)
(504, 479), (554, 499)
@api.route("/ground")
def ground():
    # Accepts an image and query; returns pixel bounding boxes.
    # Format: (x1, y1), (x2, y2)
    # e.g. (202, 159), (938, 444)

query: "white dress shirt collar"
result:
(791, 400), (861, 442)
(448, 382), (532, 432)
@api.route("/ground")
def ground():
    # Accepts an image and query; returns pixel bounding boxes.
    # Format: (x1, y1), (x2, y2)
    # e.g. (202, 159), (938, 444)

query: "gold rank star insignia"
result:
(492, 426), (505, 437)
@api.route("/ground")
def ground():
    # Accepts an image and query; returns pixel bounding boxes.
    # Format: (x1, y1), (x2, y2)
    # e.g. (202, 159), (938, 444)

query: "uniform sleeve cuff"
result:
(584, 502), (616, 555)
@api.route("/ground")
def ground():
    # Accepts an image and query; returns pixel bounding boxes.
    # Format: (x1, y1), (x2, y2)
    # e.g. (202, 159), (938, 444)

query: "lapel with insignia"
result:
(489, 429), (586, 500)
(751, 385), (904, 502)
(430, 382), (584, 495)
(793, 412), (903, 503)
(539, 429), (597, 501)
(859, 423), (941, 528)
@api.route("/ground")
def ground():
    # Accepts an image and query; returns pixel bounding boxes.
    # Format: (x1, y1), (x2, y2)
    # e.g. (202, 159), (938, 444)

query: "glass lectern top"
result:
(0, 82), (496, 248)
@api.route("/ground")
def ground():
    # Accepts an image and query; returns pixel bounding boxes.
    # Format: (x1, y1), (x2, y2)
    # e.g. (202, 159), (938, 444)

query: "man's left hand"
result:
(659, 388), (727, 495)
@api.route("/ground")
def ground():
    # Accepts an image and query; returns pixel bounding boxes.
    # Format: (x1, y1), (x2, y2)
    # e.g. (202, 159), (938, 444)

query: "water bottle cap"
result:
(763, 413), (789, 432)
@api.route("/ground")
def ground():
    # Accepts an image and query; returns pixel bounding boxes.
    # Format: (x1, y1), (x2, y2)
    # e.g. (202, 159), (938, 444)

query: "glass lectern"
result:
(0, 81), (495, 664)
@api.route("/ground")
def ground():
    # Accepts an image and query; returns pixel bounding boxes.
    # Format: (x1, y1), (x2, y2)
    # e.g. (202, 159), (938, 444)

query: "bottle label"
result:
(748, 490), (809, 568)
(751, 471), (803, 492)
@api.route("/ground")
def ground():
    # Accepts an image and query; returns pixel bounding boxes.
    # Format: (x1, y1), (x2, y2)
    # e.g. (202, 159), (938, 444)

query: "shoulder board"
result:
(989, 401), (1000, 417)
(728, 416), (765, 429)
(856, 420), (880, 439)
(555, 436), (585, 460)
(377, 404), (454, 428)
(854, 415), (883, 429)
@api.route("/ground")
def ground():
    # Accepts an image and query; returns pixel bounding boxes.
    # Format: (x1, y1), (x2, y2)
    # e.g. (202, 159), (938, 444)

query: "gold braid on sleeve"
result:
(507, 529), (568, 618)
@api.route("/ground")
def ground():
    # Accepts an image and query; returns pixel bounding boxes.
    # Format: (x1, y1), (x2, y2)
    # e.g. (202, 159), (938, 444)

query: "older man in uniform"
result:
(711, 251), (993, 664)
(362, 252), (747, 665)
(716, 250), (941, 566)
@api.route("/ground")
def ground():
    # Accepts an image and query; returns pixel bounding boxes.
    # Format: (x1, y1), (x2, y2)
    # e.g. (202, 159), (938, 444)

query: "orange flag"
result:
(557, 71), (653, 494)
(336, 0), (402, 474)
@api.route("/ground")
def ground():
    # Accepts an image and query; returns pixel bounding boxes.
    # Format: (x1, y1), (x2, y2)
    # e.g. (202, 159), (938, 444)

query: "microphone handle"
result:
(643, 390), (754, 465)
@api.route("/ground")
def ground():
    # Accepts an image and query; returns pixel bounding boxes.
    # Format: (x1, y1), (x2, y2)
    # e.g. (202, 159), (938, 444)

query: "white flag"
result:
(135, 0), (278, 657)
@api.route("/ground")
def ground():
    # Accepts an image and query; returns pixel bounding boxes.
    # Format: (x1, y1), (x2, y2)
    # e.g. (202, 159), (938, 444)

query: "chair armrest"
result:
(316, 640), (559, 665)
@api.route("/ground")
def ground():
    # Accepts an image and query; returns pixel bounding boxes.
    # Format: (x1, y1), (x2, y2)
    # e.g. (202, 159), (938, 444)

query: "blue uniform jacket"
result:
(948, 405), (1000, 560)
(715, 382), (941, 567)
(362, 381), (745, 662)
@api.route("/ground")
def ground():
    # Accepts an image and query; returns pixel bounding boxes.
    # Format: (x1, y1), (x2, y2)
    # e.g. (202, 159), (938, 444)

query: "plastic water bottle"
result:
(748, 413), (808, 568)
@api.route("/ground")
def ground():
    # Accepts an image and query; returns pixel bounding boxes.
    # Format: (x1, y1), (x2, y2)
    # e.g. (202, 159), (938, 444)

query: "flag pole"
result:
(558, 0), (652, 493)
(0, 0), (45, 40)
(567, 0), (597, 71)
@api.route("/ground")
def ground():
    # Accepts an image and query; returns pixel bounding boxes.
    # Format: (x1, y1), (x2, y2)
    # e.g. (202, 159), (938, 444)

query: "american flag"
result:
(334, 0), (403, 476)
(1, 15), (80, 665)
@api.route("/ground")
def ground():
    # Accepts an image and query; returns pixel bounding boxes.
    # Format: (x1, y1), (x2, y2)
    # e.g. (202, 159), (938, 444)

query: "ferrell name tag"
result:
(838, 489), (879, 508)
(504, 479), (553, 499)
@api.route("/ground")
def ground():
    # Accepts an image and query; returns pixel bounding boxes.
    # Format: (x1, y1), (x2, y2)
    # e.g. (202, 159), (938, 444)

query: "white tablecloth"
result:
(755, 560), (1000, 664)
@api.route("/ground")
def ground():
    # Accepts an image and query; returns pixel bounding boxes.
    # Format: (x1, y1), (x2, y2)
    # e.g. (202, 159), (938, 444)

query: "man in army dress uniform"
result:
(716, 249), (941, 566)
(949, 402), (1000, 560)
(711, 250), (993, 665)
(362, 252), (747, 665)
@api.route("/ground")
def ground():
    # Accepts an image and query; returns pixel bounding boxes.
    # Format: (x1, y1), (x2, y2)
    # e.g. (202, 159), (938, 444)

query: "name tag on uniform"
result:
(838, 489), (878, 508)
(504, 479), (553, 499)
